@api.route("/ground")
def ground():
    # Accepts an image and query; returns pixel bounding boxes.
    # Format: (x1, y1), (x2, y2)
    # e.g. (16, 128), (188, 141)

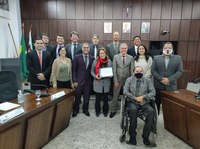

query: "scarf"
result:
(95, 58), (108, 76)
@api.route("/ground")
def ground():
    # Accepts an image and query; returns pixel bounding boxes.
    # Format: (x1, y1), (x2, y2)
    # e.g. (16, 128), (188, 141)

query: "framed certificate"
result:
(99, 67), (113, 78)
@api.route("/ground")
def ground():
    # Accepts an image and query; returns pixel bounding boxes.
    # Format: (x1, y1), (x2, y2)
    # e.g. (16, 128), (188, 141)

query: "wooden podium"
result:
(177, 70), (191, 89)
(161, 89), (200, 149)
(0, 88), (75, 149)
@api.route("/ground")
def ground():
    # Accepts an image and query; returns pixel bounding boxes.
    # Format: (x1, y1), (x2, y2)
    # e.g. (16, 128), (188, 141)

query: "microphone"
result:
(23, 84), (51, 97)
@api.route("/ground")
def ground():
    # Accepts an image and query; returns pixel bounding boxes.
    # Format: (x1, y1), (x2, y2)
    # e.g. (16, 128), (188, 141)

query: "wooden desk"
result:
(0, 88), (75, 149)
(160, 89), (200, 149)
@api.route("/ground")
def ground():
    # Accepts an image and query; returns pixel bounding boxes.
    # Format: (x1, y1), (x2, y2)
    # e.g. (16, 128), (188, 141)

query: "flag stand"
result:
(8, 23), (18, 57)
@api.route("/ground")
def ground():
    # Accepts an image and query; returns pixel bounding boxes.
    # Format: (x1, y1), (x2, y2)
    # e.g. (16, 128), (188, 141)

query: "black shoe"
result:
(143, 138), (156, 147)
(103, 113), (108, 117)
(109, 112), (116, 118)
(96, 113), (100, 117)
(126, 136), (137, 145)
(72, 111), (78, 117)
(84, 111), (90, 117)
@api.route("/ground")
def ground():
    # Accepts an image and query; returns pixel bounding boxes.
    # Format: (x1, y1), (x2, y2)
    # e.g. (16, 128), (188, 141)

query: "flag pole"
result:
(8, 23), (19, 57)
(22, 22), (24, 34)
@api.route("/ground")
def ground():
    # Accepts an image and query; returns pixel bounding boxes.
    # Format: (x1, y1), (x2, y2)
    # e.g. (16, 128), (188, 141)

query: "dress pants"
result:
(155, 89), (161, 115)
(73, 81), (91, 113)
(127, 102), (154, 139)
(95, 92), (109, 114)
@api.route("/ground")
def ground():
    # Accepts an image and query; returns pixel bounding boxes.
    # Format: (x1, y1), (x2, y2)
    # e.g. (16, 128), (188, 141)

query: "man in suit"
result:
(72, 42), (95, 117)
(26, 37), (52, 90)
(51, 34), (65, 61)
(41, 33), (53, 53)
(106, 31), (121, 61)
(127, 36), (141, 58)
(65, 31), (82, 61)
(124, 66), (156, 147)
(151, 41), (183, 114)
(110, 43), (134, 118)
(89, 34), (102, 59)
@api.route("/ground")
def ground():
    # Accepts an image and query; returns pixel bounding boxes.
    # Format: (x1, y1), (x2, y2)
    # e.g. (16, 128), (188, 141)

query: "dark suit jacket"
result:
(45, 44), (54, 53)
(65, 43), (82, 61)
(26, 50), (52, 88)
(72, 54), (94, 86)
(106, 42), (121, 61)
(51, 45), (58, 61)
(127, 46), (137, 58)
(89, 44), (102, 58)
(151, 54), (183, 90)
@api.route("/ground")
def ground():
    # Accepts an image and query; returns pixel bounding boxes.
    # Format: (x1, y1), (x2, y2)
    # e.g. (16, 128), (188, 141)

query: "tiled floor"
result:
(43, 82), (198, 149)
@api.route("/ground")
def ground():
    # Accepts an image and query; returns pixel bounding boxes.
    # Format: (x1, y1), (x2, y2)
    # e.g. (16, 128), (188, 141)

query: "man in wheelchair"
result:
(123, 66), (156, 147)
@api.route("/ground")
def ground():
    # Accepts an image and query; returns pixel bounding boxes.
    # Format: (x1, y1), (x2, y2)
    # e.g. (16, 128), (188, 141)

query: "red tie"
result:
(122, 56), (125, 65)
(38, 51), (42, 67)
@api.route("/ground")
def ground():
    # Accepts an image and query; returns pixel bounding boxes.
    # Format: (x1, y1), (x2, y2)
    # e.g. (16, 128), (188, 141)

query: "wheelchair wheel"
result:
(119, 130), (126, 143)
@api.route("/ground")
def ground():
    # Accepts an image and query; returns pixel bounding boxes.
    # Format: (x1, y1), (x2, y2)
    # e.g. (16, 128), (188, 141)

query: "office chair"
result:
(0, 71), (19, 103)
(119, 96), (158, 145)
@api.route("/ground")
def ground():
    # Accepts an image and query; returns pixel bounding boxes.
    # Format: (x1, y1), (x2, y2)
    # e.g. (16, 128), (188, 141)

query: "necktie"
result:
(72, 44), (77, 60)
(56, 45), (61, 58)
(135, 80), (141, 97)
(122, 56), (125, 65)
(38, 51), (42, 67)
(114, 44), (118, 54)
(94, 46), (97, 59)
(85, 55), (88, 68)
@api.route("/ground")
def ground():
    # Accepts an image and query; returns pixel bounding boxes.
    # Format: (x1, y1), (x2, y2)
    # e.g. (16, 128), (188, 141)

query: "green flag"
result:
(20, 33), (29, 81)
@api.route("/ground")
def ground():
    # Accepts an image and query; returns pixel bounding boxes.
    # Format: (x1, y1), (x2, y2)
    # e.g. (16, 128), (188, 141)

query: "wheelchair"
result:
(119, 96), (158, 146)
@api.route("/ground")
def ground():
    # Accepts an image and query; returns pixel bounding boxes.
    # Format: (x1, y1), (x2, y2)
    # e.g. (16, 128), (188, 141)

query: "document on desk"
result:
(0, 102), (20, 111)
(0, 107), (25, 124)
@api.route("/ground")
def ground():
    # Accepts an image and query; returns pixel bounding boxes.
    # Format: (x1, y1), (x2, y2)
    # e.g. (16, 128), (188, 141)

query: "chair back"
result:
(0, 71), (19, 102)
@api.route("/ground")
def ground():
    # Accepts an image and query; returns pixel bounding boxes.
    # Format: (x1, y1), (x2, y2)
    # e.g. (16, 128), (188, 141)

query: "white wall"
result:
(0, 0), (21, 58)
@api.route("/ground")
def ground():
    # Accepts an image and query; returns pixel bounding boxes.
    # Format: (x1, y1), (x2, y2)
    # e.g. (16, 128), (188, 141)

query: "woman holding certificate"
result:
(91, 48), (112, 117)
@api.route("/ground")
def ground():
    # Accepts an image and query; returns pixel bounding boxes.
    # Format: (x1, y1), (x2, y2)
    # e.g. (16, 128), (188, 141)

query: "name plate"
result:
(0, 107), (25, 124)
(51, 91), (65, 100)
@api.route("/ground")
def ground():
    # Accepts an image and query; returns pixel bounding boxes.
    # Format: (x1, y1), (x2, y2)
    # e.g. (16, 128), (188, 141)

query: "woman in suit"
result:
(91, 48), (112, 117)
(51, 47), (73, 89)
(134, 44), (153, 80)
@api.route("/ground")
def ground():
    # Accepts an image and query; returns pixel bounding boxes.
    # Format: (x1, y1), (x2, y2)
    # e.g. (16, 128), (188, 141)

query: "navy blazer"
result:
(89, 44), (102, 58)
(26, 50), (52, 87)
(65, 43), (82, 61)
(72, 54), (94, 86)
(127, 46), (137, 58)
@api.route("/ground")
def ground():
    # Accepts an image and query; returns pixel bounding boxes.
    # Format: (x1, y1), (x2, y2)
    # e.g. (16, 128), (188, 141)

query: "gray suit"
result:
(151, 54), (183, 114)
(106, 43), (121, 61)
(91, 59), (112, 93)
(151, 54), (183, 90)
(111, 54), (134, 112)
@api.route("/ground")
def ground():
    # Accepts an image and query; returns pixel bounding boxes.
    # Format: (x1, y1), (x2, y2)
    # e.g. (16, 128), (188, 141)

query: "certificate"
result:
(99, 67), (113, 78)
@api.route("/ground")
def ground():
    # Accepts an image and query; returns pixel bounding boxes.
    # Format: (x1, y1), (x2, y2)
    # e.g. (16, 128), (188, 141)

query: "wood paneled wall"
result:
(20, 0), (200, 81)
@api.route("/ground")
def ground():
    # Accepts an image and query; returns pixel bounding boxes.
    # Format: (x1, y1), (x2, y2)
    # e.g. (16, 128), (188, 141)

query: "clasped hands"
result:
(37, 73), (46, 81)
(160, 77), (170, 85)
(128, 96), (144, 103)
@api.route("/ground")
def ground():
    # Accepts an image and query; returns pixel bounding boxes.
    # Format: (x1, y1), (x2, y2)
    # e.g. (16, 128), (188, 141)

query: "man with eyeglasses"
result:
(72, 42), (95, 117)
(151, 42), (183, 114)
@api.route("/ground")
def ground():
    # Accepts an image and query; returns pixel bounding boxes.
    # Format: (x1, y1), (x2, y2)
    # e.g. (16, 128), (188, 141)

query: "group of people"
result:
(26, 31), (183, 147)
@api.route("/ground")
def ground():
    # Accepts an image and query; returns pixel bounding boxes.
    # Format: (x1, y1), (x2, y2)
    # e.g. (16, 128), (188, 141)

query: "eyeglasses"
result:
(83, 47), (89, 49)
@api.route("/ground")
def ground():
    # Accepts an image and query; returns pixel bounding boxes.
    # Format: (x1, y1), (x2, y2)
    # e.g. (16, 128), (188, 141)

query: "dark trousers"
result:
(155, 89), (161, 115)
(73, 81), (91, 113)
(95, 92), (109, 114)
(127, 102), (154, 139)
(57, 80), (71, 89)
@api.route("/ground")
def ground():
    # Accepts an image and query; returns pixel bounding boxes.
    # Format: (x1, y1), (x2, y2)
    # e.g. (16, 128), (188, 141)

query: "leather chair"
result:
(0, 71), (19, 103)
